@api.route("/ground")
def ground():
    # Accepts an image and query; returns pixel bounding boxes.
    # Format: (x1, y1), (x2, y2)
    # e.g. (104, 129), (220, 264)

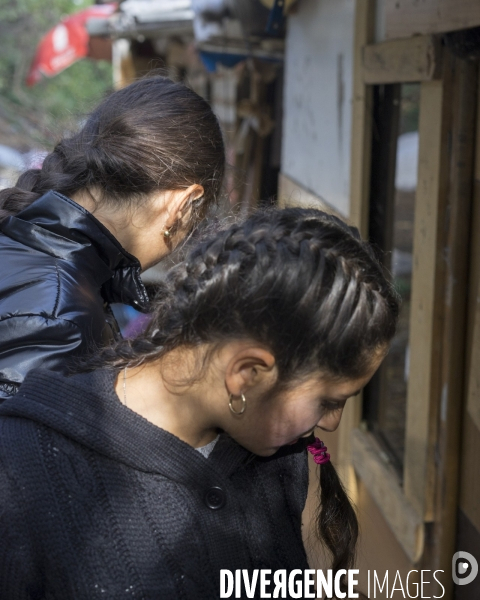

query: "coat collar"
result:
(0, 190), (149, 310)
(0, 368), (252, 488)
(0, 368), (310, 487)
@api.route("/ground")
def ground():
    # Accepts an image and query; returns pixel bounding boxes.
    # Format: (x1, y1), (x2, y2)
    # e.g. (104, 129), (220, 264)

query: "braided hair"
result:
(93, 207), (399, 587)
(0, 76), (225, 225)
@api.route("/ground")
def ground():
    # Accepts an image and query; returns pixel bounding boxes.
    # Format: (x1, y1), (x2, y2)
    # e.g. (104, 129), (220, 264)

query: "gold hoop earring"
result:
(229, 393), (246, 415)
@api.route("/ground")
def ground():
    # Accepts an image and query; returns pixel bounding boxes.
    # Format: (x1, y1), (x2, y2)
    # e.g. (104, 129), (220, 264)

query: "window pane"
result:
(364, 83), (420, 476)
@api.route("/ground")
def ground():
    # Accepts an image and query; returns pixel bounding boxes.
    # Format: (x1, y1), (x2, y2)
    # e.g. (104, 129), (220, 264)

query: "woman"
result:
(0, 208), (399, 598)
(0, 75), (225, 398)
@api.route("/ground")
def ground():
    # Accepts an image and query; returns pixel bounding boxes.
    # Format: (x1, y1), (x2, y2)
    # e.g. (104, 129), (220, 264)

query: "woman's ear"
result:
(167, 184), (205, 228)
(224, 345), (277, 397)
(147, 184), (204, 232)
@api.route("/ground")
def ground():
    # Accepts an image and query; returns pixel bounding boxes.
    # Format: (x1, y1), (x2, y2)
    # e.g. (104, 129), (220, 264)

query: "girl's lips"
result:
(286, 428), (316, 446)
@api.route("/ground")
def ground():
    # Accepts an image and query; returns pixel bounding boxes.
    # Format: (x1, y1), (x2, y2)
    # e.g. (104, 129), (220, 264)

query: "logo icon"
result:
(452, 551), (478, 586)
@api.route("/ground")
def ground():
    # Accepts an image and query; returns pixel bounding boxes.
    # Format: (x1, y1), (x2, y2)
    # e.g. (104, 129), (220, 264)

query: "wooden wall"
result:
(456, 77), (480, 599)
(386, 0), (480, 39)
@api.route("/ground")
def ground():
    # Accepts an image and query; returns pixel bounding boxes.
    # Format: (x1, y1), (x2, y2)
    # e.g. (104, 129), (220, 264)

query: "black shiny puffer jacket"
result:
(0, 191), (149, 399)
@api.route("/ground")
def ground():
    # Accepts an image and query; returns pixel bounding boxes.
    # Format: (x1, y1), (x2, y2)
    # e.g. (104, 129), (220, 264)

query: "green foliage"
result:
(0, 0), (113, 147)
(27, 60), (113, 127)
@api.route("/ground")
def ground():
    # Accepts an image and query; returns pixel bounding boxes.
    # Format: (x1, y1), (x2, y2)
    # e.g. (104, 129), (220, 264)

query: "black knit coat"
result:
(0, 369), (310, 599)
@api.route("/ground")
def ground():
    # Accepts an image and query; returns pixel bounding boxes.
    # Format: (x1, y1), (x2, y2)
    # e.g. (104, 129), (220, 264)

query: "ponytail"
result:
(319, 462), (358, 573)
(0, 145), (78, 222)
(0, 75), (225, 224)
(317, 462), (362, 598)
(0, 183), (41, 222)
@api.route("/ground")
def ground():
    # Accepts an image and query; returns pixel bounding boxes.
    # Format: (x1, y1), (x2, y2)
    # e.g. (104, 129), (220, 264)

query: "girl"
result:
(0, 208), (399, 599)
(0, 75), (225, 398)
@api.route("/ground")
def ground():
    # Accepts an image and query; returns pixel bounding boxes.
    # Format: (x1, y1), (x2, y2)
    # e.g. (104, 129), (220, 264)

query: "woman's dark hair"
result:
(93, 207), (399, 591)
(0, 76), (225, 224)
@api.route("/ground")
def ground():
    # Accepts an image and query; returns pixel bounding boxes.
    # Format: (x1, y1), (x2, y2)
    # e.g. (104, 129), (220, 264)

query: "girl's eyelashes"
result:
(321, 400), (343, 412)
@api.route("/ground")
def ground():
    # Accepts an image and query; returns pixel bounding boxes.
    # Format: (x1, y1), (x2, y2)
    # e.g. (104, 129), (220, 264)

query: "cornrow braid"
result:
(87, 207), (399, 587)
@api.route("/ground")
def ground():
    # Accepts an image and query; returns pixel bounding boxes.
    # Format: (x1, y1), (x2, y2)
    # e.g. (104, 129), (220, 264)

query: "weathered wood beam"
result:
(363, 35), (442, 84)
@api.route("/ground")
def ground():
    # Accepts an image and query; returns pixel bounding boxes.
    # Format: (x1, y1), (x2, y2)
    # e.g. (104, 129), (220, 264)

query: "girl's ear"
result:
(224, 345), (277, 397)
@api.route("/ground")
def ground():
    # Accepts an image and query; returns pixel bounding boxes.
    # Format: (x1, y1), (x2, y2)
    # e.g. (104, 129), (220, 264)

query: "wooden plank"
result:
(386, 0), (480, 39)
(338, 0), (376, 495)
(348, 0), (375, 237)
(403, 76), (450, 521)
(460, 74), (480, 540)
(466, 75), (480, 434)
(427, 57), (478, 595)
(351, 429), (424, 563)
(277, 173), (343, 217)
(363, 35), (442, 84)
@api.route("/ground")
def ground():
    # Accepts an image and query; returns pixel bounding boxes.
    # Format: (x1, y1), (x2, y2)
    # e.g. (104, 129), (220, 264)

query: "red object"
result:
(26, 3), (117, 86)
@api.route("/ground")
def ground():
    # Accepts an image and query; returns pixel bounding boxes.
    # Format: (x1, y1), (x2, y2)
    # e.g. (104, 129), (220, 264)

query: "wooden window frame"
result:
(385, 0), (480, 40)
(344, 0), (478, 583)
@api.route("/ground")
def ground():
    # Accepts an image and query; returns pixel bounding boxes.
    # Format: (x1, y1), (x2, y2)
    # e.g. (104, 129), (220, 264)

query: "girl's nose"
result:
(316, 408), (344, 432)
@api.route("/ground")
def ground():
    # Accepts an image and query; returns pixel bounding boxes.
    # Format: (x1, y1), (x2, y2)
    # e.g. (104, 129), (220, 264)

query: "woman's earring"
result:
(163, 228), (171, 238)
(229, 393), (246, 415)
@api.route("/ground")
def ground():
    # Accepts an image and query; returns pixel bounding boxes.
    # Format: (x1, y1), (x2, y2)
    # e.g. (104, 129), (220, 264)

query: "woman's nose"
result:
(316, 409), (344, 432)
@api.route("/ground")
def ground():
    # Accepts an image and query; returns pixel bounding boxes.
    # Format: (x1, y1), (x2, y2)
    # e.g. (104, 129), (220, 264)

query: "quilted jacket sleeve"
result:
(0, 315), (88, 399)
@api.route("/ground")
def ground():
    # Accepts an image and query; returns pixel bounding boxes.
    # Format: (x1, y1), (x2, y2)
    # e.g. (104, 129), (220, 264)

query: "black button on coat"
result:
(204, 486), (227, 509)
(0, 191), (149, 398)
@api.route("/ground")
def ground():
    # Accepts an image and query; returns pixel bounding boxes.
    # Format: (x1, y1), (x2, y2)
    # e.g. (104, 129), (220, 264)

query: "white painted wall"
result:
(281, 0), (355, 217)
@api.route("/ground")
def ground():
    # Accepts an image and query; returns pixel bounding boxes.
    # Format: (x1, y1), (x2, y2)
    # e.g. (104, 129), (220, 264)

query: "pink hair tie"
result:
(307, 437), (331, 465)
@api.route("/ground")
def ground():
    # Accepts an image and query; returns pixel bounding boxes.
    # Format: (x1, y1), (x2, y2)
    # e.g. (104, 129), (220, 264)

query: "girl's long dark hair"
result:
(91, 207), (399, 588)
(320, 463), (360, 594)
(0, 76), (225, 225)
